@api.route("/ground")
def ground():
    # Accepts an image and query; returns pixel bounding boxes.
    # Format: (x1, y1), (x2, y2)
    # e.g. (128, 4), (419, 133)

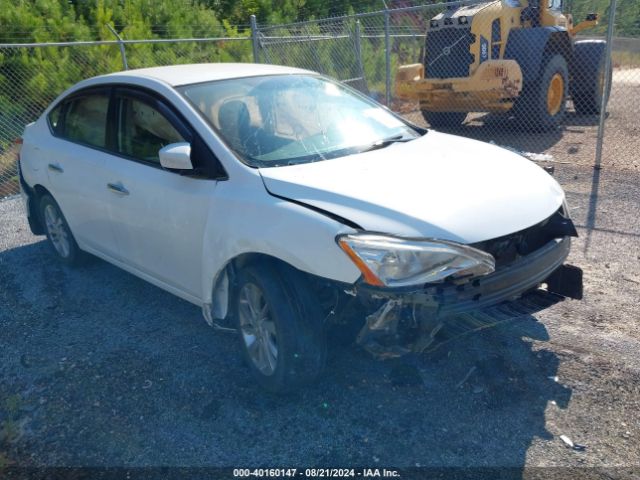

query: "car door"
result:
(103, 87), (219, 301)
(42, 88), (120, 258)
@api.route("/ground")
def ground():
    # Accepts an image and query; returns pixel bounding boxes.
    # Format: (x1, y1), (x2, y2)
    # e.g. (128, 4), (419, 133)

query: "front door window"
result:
(117, 97), (184, 164)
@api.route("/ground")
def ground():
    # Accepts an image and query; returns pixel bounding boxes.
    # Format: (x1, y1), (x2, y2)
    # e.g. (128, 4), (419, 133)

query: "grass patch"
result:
(612, 50), (640, 68)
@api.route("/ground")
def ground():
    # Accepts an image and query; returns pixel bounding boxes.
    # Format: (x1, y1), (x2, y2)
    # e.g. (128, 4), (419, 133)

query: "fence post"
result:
(384, 9), (391, 106)
(594, 0), (617, 167)
(106, 24), (128, 70)
(250, 15), (260, 63)
(354, 20), (365, 86)
(309, 35), (325, 73)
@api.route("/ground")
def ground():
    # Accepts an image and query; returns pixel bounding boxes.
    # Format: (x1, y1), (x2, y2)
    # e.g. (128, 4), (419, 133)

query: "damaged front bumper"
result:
(351, 236), (582, 357)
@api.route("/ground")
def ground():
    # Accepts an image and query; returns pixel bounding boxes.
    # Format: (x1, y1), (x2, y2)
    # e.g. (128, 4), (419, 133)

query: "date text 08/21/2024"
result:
(232, 468), (401, 478)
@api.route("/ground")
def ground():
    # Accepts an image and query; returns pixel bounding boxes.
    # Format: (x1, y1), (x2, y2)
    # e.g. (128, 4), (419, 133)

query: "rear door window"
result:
(47, 104), (63, 135)
(62, 94), (110, 148)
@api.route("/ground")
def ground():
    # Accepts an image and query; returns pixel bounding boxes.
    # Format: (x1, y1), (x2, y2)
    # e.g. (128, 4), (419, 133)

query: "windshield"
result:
(178, 75), (420, 167)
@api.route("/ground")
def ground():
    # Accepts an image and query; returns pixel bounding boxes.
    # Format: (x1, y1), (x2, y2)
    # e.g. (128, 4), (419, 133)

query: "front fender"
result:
(200, 181), (361, 309)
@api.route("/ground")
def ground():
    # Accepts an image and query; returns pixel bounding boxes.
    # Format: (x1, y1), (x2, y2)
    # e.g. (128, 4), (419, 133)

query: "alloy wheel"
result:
(238, 282), (278, 376)
(547, 73), (565, 116)
(44, 204), (71, 258)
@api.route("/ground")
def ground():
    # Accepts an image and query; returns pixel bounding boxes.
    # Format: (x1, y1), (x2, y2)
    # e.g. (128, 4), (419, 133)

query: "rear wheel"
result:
(421, 111), (467, 130)
(234, 261), (326, 392)
(39, 194), (84, 266)
(571, 41), (611, 115)
(515, 54), (568, 131)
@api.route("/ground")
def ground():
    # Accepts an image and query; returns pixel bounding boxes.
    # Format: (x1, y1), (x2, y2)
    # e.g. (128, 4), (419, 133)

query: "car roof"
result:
(97, 63), (315, 87)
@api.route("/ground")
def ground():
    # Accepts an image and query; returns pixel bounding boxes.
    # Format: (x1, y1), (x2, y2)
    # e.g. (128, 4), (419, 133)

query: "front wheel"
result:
(515, 54), (568, 131)
(39, 194), (84, 266)
(234, 262), (326, 392)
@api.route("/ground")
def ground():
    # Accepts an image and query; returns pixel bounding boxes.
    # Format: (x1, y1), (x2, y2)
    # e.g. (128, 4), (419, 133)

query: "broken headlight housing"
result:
(337, 233), (495, 287)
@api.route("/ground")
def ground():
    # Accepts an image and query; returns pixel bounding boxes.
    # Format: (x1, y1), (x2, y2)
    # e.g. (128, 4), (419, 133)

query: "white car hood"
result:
(259, 131), (565, 244)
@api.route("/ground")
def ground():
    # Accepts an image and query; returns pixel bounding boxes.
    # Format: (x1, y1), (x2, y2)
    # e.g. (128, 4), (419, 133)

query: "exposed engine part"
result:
(356, 300), (411, 359)
(353, 288), (567, 359)
(355, 299), (445, 358)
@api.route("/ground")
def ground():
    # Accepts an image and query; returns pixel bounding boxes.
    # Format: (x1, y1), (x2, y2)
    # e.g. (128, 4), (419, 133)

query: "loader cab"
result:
(541, 0), (571, 28)
(548, 0), (563, 10)
(518, 0), (570, 28)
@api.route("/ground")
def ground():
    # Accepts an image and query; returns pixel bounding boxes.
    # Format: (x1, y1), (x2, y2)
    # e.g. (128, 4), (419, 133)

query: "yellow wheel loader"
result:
(395, 0), (610, 131)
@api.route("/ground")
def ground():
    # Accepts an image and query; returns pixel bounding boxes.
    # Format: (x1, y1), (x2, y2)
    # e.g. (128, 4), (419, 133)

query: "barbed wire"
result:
(0, 24), (253, 43)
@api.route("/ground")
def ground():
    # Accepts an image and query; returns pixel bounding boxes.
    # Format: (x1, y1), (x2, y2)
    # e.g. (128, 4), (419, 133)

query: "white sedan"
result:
(18, 63), (582, 391)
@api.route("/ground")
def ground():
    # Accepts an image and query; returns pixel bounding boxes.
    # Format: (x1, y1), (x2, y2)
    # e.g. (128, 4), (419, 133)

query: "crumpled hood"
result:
(259, 131), (565, 244)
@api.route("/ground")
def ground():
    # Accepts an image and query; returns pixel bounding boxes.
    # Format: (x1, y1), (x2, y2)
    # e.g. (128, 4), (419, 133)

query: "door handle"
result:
(48, 163), (63, 173)
(107, 182), (129, 196)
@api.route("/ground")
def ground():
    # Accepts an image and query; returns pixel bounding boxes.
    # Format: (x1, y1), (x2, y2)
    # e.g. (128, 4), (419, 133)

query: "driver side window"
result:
(548, 0), (562, 10)
(117, 96), (184, 164)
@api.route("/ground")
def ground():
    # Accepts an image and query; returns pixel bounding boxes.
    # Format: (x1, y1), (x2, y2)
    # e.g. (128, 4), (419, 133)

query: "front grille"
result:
(472, 206), (576, 269)
(424, 27), (475, 79)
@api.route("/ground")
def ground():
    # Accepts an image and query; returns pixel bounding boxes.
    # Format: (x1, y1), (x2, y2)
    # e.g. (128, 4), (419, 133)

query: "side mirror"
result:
(159, 142), (193, 170)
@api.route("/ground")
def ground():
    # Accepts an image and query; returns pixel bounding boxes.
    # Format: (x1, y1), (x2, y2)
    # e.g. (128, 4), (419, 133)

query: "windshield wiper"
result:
(259, 136), (416, 167)
(360, 134), (415, 153)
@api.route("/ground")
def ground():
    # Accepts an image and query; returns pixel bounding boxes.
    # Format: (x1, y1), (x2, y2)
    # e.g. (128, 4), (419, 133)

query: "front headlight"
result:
(337, 233), (495, 287)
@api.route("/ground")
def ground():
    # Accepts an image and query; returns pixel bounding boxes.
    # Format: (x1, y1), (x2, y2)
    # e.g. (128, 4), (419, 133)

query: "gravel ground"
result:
(0, 158), (639, 478)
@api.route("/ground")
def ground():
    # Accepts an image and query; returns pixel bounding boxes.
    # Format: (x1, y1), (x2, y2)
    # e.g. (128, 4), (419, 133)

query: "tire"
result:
(421, 111), (467, 129)
(515, 54), (568, 132)
(233, 261), (326, 392)
(571, 40), (612, 115)
(39, 194), (84, 266)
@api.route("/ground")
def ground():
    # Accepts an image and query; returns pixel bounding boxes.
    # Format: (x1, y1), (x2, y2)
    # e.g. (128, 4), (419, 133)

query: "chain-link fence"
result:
(0, 42), (121, 196)
(1, 0), (639, 199)
(601, 35), (640, 171)
(256, 18), (367, 93)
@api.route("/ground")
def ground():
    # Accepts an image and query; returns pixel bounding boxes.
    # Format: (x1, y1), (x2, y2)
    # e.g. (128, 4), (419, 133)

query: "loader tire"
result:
(571, 40), (611, 115)
(422, 111), (467, 130)
(515, 54), (568, 132)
